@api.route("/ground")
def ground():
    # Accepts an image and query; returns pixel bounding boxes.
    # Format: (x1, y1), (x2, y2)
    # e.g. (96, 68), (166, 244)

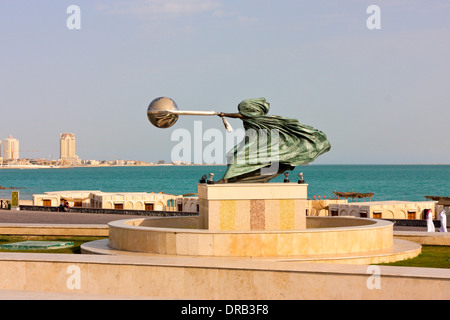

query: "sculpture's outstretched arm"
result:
(219, 112), (247, 119)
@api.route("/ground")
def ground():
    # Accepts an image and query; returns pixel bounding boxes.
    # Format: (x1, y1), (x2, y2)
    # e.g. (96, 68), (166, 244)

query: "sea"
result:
(0, 165), (449, 202)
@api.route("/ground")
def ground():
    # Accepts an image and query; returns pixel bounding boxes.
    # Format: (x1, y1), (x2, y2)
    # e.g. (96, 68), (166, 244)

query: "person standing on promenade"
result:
(58, 200), (65, 212)
(427, 210), (435, 232)
(439, 210), (447, 233)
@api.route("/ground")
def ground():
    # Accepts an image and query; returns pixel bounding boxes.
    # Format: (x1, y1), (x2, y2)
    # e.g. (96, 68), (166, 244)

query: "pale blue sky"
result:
(0, 0), (449, 164)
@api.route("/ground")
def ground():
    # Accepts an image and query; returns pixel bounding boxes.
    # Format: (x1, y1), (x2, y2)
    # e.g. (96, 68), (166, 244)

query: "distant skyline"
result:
(0, 1), (449, 164)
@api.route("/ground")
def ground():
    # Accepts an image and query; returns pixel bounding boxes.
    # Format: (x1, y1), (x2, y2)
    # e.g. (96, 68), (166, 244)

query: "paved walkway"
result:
(0, 209), (428, 231)
(0, 209), (148, 225)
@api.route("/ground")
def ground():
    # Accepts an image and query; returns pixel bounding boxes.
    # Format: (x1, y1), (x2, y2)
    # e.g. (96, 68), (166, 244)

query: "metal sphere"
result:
(147, 97), (180, 129)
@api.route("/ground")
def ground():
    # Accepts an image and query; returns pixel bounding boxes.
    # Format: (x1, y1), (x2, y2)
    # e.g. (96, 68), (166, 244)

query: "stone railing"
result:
(386, 218), (441, 228)
(18, 205), (199, 217)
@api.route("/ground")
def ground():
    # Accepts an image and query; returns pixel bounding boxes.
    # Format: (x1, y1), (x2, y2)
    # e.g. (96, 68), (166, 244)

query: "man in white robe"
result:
(439, 210), (447, 233)
(427, 210), (435, 232)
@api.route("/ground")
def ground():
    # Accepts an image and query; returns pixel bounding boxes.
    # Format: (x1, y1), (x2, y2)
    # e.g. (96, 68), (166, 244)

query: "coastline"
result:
(0, 164), (226, 170)
(0, 165), (447, 203)
(1, 163), (449, 170)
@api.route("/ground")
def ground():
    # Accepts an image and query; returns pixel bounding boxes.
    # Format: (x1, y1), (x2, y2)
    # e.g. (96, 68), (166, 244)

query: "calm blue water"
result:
(0, 165), (449, 201)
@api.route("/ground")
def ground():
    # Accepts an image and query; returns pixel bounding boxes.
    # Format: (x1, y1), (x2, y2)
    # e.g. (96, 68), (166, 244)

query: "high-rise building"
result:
(60, 133), (79, 163)
(3, 134), (19, 161)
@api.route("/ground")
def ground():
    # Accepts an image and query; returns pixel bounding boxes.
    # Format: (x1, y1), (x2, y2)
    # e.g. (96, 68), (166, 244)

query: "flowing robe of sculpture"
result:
(221, 98), (331, 183)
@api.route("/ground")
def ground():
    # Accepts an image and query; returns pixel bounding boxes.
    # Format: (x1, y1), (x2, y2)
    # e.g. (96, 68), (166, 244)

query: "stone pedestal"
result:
(198, 183), (308, 231)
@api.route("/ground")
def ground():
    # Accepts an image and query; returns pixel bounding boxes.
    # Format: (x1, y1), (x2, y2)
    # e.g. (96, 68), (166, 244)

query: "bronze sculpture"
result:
(147, 97), (331, 183)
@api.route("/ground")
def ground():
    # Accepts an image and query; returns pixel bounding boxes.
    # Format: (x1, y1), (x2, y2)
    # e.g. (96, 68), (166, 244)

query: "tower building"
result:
(60, 133), (79, 163)
(3, 134), (19, 161)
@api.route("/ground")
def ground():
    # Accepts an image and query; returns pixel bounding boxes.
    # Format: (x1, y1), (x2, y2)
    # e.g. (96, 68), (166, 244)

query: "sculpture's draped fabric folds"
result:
(223, 98), (331, 183)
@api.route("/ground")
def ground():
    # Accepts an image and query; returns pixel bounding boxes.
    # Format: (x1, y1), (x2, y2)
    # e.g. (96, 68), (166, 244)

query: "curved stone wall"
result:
(108, 216), (394, 257)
